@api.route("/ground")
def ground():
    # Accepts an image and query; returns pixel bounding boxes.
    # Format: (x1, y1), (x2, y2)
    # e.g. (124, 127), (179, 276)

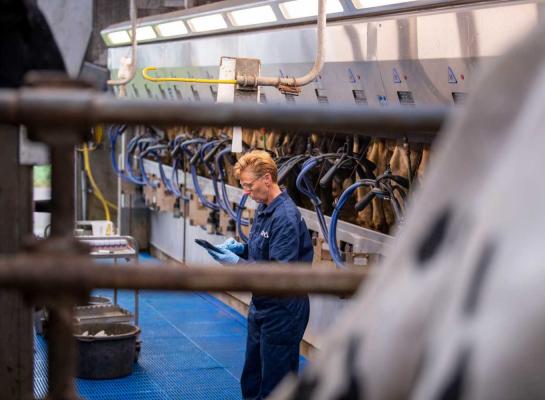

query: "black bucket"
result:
(74, 323), (140, 379)
(78, 295), (112, 307)
(88, 296), (112, 306)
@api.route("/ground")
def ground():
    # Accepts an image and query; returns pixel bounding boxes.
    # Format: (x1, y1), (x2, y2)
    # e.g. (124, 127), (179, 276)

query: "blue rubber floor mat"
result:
(34, 253), (307, 399)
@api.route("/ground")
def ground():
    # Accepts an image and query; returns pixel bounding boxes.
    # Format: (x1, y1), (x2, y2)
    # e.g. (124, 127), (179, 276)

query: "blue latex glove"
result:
(208, 247), (240, 265)
(217, 238), (245, 256)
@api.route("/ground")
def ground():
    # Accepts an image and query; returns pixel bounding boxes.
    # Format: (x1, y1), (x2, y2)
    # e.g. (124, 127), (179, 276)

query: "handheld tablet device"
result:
(194, 239), (223, 254)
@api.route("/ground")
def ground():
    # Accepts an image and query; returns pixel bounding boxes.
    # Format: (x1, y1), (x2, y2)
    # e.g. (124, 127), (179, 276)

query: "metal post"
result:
(0, 124), (33, 400)
(21, 76), (92, 400)
(81, 167), (87, 221)
(50, 143), (75, 237)
(135, 288), (139, 326)
(117, 134), (125, 234)
(47, 303), (79, 400)
(114, 258), (118, 305)
(182, 165), (188, 263)
(74, 149), (79, 223)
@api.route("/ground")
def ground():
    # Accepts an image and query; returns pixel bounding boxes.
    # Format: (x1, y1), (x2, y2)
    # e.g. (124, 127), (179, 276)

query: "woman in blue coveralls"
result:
(206, 150), (313, 400)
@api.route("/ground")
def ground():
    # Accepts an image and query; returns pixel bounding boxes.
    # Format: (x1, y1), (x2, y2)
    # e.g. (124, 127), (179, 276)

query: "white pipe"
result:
(116, 130), (126, 234)
(107, 0), (137, 87)
(237, 0), (326, 89)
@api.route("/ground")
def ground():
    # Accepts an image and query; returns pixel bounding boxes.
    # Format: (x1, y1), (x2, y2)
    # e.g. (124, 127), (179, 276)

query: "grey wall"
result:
(37, 0), (93, 76)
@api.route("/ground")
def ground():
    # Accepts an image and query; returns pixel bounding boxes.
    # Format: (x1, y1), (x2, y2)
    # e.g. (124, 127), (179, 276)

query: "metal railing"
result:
(0, 256), (368, 296)
(0, 88), (446, 141)
(0, 84), (447, 399)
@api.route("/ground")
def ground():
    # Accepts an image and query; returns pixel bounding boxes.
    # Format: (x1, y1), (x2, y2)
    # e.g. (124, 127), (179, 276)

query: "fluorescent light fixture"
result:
(352, 0), (415, 8)
(229, 5), (277, 26)
(134, 26), (157, 41)
(187, 14), (228, 32)
(107, 30), (131, 45)
(155, 20), (188, 37)
(279, 0), (343, 19)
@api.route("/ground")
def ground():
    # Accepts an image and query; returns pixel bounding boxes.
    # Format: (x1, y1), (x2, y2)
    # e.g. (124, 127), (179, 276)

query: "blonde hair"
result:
(234, 150), (278, 183)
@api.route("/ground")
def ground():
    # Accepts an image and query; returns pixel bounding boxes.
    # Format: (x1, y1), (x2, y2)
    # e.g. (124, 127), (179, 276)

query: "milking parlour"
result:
(1, 0), (545, 399)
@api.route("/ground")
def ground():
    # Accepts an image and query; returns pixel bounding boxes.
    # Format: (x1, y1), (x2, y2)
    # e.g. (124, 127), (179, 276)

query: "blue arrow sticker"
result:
(393, 68), (402, 84)
(348, 68), (357, 83)
(448, 66), (458, 84)
(377, 95), (388, 106)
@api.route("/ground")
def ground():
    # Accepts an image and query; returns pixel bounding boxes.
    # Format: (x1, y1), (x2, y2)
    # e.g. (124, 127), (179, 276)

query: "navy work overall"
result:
(240, 191), (313, 400)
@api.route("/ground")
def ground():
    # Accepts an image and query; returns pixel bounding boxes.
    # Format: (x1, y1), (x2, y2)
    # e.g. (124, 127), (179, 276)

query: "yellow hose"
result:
(105, 199), (118, 210)
(82, 143), (118, 222)
(76, 143), (96, 152)
(94, 124), (104, 145)
(143, 66), (237, 85)
(76, 125), (103, 152)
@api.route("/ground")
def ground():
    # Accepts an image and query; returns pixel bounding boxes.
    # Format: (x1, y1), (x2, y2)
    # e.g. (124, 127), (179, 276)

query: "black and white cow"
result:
(272, 22), (545, 400)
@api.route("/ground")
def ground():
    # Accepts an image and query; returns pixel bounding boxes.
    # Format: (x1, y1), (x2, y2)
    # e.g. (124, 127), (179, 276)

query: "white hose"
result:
(107, 0), (137, 88)
(237, 0), (326, 88)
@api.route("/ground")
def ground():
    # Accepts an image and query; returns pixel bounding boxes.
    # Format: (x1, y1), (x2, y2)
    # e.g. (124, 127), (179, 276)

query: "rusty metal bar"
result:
(0, 256), (367, 296)
(0, 89), (447, 140)
(50, 144), (75, 237)
(0, 124), (34, 400)
(47, 303), (79, 400)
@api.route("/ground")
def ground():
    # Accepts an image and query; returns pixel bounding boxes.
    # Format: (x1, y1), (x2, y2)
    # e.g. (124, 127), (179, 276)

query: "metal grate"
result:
(76, 375), (165, 396)
(34, 377), (48, 399)
(153, 369), (241, 396)
(171, 321), (247, 338)
(138, 351), (221, 372)
(83, 392), (170, 400)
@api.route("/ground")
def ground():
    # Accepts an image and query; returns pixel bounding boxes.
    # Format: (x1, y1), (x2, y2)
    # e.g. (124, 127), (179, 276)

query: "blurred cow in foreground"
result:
(272, 21), (545, 400)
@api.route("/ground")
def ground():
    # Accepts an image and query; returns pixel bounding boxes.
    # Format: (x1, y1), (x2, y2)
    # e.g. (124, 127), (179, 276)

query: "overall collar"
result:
(257, 190), (288, 216)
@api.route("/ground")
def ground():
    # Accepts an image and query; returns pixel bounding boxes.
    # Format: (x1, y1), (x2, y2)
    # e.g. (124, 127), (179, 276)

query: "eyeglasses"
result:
(240, 174), (266, 190)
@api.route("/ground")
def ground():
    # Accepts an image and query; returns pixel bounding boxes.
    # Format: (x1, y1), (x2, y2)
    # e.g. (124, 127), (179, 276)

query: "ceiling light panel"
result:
(279, 0), (344, 19)
(229, 5), (277, 26)
(134, 26), (157, 41)
(352, 0), (416, 8)
(155, 20), (188, 37)
(107, 30), (131, 45)
(188, 14), (228, 32)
